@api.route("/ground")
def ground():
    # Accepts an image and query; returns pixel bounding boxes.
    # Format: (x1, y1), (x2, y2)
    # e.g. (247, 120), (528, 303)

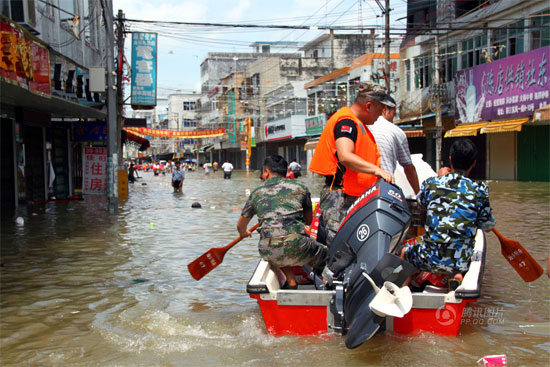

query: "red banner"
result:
(125, 127), (225, 138)
(0, 20), (51, 96)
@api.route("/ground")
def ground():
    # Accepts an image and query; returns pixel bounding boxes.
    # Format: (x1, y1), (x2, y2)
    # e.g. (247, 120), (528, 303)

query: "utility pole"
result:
(385, 0), (390, 91)
(434, 34), (442, 172)
(116, 9), (125, 163)
(102, 0), (118, 213)
(246, 117), (251, 171)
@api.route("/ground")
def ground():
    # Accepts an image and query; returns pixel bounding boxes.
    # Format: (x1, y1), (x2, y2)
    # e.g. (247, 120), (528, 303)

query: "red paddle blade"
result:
(187, 247), (227, 281)
(500, 239), (543, 282)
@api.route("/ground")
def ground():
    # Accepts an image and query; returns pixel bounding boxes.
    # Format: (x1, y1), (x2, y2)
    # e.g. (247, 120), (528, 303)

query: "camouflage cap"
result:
(381, 95), (396, 108)
(356, 81), (394, 107)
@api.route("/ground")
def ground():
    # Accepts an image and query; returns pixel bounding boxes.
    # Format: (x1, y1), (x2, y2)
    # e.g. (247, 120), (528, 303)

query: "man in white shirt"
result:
(172, 161), (185, 192)
(368, 96), (420, 194)
(288, 159), (302, 178)
(221, 160), (234, 179)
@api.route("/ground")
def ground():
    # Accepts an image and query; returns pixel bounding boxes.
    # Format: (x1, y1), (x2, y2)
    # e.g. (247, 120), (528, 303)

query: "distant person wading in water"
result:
(222, 160), (234, 179)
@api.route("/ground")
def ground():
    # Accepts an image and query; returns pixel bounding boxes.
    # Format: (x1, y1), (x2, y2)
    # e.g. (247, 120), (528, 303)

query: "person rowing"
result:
(237, 155), (326, 289)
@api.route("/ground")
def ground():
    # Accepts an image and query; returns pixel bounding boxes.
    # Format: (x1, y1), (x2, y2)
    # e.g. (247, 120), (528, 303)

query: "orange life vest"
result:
(308, 106), (380, 197)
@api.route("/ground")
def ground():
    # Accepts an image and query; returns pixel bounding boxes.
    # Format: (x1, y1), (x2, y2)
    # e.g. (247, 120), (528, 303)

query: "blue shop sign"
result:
(131, 32), (158, 108)
(74, 121), (107, 141)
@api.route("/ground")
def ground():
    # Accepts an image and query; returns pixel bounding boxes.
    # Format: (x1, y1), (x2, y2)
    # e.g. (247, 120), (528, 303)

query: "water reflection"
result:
(1, 171), (549, 366)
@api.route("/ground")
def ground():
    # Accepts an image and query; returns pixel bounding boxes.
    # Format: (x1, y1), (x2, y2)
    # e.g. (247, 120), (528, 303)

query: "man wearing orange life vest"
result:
(309, 82), (395, 247)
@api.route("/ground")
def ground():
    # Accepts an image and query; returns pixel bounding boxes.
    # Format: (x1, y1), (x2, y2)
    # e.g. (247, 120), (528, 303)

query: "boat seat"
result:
(422, 285), (448, 294)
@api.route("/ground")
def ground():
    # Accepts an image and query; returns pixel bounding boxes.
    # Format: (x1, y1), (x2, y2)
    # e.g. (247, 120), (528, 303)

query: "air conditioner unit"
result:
(8, 0), (40, 35)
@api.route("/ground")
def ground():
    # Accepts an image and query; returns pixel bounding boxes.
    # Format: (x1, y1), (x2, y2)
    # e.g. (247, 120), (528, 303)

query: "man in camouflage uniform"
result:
(401, 139), (495, 274)
(237, 155), (326, 289)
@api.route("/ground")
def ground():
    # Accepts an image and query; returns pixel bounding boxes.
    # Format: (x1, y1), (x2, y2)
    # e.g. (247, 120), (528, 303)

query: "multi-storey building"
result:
(399, 0), (549, 181)
(166, 93), (198, 159)
(1, 1), (109, 212)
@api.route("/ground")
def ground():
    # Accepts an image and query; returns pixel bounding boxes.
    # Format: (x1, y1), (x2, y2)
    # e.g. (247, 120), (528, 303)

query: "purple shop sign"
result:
(455, 46), (549, 123)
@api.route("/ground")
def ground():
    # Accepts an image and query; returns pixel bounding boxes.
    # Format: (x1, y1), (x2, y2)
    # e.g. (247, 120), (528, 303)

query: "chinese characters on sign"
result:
(125, 127), (225, 138)
(82, 147), (107, 195)
(455, 46), (549, 123)
(227, 92), (236, 143)
(131, 32), (157, 108)
(305, 115), (326, 135)
(73, 122), (108, 141)
(0, 20), (51, 96)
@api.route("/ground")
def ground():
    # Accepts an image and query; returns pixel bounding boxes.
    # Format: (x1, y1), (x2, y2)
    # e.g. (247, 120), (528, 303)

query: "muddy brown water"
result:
(1, 171), (549, 366)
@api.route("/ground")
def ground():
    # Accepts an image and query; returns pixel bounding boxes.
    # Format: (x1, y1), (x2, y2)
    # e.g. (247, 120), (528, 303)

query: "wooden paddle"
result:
(188, 224), (259, 281)
(492, 228), (543, 282)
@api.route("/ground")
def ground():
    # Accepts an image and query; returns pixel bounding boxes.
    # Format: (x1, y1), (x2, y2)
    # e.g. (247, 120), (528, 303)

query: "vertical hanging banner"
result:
(227, 92), (236, 142)
(131, 32), (157, 109)
(82, 147), (107, 195)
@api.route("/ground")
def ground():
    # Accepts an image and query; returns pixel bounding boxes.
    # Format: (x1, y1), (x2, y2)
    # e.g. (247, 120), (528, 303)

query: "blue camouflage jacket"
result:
(418, 172), (496, 272)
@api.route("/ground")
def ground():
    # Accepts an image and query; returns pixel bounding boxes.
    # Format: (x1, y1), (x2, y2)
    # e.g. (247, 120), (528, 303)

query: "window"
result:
(252, 73), (260, 95)
(455, 0), (484, 18)
(37, 0), (56, 18)
(295, 98), (307, 115)
(183, 119), (196, 127)
(183, 101), (195, 111)
(491, 21), (525, 61)
(460, 35), (487, 69)
(2, 0), (37, 30)
(59, 0), (77, 18)
(440, 45), (457, 82)
(508, 20), (524, 56)
(307, 92), (316, 116)
(405, 60), (411, 91)
(414, 55), (431, 89)
(532, 10), (550, 49)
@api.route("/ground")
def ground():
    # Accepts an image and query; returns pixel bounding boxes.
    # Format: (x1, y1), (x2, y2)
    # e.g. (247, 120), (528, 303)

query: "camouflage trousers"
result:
(258, 233), (327, 268)
(319, 185), (358, 247)
(403, 236), (468, 274)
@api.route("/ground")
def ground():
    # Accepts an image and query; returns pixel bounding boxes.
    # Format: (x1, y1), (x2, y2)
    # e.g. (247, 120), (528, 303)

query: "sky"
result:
(112, 0), (408, 100)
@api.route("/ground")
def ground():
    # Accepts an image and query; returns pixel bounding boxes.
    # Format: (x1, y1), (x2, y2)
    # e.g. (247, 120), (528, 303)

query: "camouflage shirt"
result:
(241, 176), (312, 240)
(416, 172), (495, 273)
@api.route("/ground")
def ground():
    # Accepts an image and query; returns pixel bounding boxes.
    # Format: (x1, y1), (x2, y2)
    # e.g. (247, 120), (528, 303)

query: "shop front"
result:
(1, 19), (106, 213)
(447, 46), (550, 181)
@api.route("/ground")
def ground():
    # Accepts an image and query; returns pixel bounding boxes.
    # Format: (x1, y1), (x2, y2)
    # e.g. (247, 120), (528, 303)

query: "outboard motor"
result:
(326, 179), (416, 349)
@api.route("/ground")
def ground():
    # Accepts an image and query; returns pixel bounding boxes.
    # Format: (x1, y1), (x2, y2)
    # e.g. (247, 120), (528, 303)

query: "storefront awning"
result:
(199, 144), (215, 152)
(404, 129), (425, 138)
(122, 129), (150, 151)
(1, 80), (106, 119)
(480, 117), (529, 134)
(534, 105), (550, 122)
(444, 122), (488, 138)
(304, 139), (319, 151)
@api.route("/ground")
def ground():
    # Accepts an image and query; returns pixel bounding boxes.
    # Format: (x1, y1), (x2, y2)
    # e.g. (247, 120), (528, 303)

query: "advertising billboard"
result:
(455, 46), (549, 123)
(131, 32), (157, 108)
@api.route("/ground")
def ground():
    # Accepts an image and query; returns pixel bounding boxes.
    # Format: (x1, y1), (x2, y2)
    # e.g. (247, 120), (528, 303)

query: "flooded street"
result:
(1, 170), (549, 367)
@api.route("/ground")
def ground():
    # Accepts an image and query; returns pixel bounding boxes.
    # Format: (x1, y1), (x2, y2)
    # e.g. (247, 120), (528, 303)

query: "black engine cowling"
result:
(326, 180), (416, 348)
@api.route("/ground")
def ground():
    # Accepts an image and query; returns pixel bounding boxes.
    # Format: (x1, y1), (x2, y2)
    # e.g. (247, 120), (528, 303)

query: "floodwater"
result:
(1, 170), (549, 367)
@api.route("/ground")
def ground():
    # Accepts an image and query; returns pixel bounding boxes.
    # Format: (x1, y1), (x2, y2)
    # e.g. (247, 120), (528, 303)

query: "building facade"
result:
(1, 1), (109, 214)
(399, 0), (549, 181)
